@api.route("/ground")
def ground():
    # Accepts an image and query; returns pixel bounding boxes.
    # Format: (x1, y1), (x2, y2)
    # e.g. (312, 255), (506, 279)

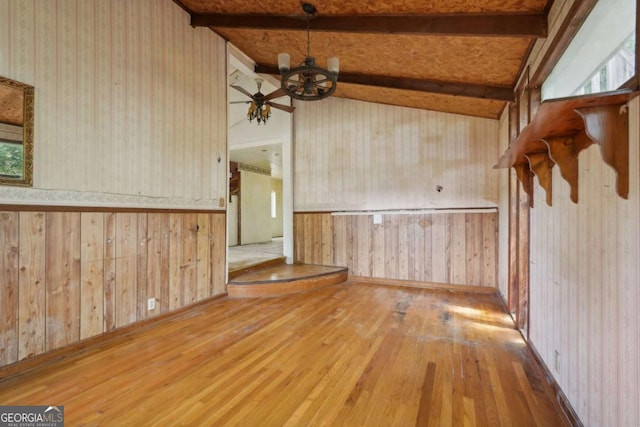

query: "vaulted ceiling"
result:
(175, 0), (553, 119)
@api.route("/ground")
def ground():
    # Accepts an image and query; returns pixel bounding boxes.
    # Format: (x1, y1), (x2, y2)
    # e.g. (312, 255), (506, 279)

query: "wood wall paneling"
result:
(0, 212), (19, 366)
(482, 212), (498, 287)
(0, 210), (226, 370)
(182, 214), (198, 305)
(211, 214), (227, 296)
(146, 213), (166, 318)
(431, 214), (448, 283)
(136, 214), (149, 321)
(169, 213), (184, 311)
(80, 212), (104, 340)
(196, 213), (211, 301)
(104, 213), (117, 332)
(294, 212), (498, 287)
(45, 212), (81, 351)
(18, 212), (46, 359)
(115, 213), (138, 329)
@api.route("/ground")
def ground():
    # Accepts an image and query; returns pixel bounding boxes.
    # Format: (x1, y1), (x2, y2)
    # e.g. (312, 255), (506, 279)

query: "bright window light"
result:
(271, 191), (277, 219)
(542, 0), (636, 100)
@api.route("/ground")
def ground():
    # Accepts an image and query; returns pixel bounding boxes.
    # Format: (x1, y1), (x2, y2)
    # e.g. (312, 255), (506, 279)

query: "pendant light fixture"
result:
(277, 3), (339, 101)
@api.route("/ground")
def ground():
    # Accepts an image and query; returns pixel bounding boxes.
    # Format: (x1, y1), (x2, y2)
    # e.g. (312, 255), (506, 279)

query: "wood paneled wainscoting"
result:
(294, 211), (497, 287)
(0, 208), (226, 369)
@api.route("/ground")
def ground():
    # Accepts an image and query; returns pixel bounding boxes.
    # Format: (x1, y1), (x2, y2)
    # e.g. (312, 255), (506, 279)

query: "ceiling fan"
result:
(230, 78), (295, 125)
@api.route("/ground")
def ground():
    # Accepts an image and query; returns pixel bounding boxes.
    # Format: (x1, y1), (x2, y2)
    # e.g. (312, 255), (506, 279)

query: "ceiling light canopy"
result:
(277, 3), (339, 101)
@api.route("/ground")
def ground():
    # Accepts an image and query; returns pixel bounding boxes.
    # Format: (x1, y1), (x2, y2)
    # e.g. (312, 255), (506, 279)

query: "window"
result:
(542, 0), (636, 100)
(0, 138), (24, 179)
(271, 191), (277, 219)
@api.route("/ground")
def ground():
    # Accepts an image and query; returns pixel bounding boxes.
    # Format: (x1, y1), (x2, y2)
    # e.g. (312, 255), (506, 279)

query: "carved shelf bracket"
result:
(542, 132), (593, 203)
(495, 90), (637, 206)
(575, 104), (629, 199)
(525, 151), (555, 206)
(514, 163), (535, 207)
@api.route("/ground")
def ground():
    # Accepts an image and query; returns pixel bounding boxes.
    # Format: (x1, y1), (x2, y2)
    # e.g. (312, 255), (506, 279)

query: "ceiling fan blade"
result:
(268, 102), (295, 113)
(229, 101), (250, 104)
(230, 85), (255, 99)
(263, 88), (287, 102)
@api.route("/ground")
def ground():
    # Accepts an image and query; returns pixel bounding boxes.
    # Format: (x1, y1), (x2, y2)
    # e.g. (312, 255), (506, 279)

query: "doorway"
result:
(226, 46), (294, 276)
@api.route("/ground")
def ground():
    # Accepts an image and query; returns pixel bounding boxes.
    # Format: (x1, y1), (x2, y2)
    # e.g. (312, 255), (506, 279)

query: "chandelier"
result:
(277, 3), (339, 101)
(247, 100), (271, 125)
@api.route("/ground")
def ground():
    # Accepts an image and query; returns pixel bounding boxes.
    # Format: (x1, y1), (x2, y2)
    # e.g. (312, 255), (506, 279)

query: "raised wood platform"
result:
(228, 256), (286, 280)
(227, 263), (348, 298)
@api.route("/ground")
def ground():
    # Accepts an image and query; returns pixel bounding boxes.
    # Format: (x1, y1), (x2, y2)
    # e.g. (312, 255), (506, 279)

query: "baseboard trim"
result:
(0, 293), (227, 383)
(525, 340), (584, 426)
(348, 275), (499, 294)
(493, 291), (582, 425)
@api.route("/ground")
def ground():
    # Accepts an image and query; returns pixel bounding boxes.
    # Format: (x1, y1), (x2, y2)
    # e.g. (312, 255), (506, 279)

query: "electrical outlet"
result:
(554, 350), (560, 372)
(147, 297), (156, 311)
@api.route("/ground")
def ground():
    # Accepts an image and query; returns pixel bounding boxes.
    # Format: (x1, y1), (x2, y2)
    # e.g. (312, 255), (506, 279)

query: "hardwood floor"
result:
(228, 238), (284, 272)
(0, 280), (569, 426)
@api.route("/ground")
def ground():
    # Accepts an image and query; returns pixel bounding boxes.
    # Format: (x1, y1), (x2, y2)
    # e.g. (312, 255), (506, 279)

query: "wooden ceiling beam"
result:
(254, 64), (515, 102)
(191, 13), (547, 38)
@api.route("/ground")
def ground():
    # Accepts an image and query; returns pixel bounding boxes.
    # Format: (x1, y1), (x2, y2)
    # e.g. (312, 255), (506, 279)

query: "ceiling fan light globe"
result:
(278, 53), (290, 74)
(327, 56), (339, 76)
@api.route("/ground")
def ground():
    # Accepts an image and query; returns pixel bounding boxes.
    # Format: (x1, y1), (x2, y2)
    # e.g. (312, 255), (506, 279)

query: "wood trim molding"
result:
(530, 0), (598, 86)
(496, 291), (583, 426)
(525, 341), (584, 426)
(238, 162), (271, 176)
(0, 294), (227, 382)
(0, 204), (226, 214)
(192, 13), (547, 38)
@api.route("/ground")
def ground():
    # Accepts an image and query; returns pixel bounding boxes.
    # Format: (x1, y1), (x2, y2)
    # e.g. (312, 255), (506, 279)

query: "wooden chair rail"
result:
(495, 89), (637, 206)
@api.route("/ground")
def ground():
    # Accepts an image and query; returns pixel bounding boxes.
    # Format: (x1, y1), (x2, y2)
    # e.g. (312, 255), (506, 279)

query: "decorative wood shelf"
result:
(495, 90), (637, 206)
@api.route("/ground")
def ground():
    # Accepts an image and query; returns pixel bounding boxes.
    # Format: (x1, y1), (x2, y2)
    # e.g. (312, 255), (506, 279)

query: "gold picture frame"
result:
(0, 75), (34, 187)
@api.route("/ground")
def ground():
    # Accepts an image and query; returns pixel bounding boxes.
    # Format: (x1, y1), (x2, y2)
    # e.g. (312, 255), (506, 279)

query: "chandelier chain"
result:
(306, 16), (311, 59)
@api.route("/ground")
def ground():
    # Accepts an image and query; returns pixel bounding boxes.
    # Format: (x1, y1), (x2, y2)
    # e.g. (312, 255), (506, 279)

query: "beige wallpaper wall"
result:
(527, 97), (639, 427)
(293, 97), (500, 212)
(271, 178), (283, 238)
(240, 169), (271, 244)
(502, 1), (640, 424)
(0, 0), (227, 208)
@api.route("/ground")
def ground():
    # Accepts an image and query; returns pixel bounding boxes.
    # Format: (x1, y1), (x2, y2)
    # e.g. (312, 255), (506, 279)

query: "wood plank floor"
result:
(0, 280), (569, 426)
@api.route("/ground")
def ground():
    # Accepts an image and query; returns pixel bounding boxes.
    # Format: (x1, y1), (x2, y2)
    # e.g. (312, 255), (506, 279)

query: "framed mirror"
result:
(0, 76), (34, 186)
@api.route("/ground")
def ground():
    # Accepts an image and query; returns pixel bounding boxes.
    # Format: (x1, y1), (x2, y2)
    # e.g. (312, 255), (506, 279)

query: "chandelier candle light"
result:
(278, 3), (339, 101)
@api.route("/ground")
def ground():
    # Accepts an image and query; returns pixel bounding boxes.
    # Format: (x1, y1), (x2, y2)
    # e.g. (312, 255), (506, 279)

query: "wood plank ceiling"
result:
(175, 0), (552, 119)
